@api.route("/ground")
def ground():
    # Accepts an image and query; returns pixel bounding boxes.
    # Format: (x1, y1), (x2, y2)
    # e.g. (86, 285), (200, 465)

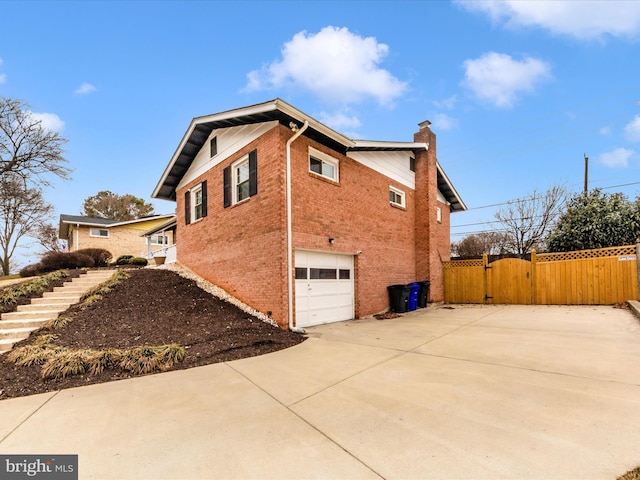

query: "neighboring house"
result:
(59, 214), (175, 261)
(152, 99), (466, 330)
(141, 216), (178, 263)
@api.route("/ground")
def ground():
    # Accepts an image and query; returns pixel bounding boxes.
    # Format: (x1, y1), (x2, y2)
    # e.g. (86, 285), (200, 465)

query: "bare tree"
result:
(452, 231), (511, 258)
(494, 184), (567, 258)
(0, 97), (70, 186)
(35, 223), (66, 253)
(82, 190), (155, 221)
(0, 174), (53, 275)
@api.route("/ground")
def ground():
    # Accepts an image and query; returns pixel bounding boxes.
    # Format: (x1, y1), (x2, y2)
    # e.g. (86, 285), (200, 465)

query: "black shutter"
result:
(223, 166), (231, 208)
(249, 149), (258, 197)
(201, 180), (208, 218)
(184, 191), (191, 225)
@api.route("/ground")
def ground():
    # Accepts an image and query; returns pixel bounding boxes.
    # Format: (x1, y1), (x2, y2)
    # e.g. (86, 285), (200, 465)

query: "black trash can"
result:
(417, 281), (430, 308)
(387, 284), (411, 313)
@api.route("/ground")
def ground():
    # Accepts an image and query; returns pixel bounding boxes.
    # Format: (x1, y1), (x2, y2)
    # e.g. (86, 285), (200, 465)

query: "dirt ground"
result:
(0, 269), (305, 399)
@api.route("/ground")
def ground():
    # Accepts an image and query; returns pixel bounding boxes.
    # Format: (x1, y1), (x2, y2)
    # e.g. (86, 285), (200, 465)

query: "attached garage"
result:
(294, 250), (354, 328)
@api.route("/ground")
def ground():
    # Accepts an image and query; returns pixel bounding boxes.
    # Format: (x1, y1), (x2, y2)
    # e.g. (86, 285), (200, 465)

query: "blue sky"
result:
(1, 0), (639, 266)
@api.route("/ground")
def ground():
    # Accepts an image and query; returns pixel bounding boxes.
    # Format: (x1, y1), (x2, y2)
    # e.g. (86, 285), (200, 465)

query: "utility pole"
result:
(584, 153), (589, 194)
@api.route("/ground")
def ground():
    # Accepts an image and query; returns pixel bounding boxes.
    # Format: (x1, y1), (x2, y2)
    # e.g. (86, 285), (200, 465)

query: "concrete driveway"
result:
(1, 304), (640, 479)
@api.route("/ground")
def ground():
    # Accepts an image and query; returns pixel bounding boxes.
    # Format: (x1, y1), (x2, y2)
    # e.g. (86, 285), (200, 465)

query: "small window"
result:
(210, 137), (218, 158)
(310, 268), (338, 280)
(150, 234), (168, 246)
(339, 269), (351, 280)
(233, 157), (250, 203)
(309, 147), (339, 182)
(390, 186), (406, 208)
(295, 267), (307, 279)
(193, 185), (204, 220)
(436, 206), (442, 223)
(410, 157), (416, 172)
(224, 150), (257, 207)
(90, 228), (109, 238)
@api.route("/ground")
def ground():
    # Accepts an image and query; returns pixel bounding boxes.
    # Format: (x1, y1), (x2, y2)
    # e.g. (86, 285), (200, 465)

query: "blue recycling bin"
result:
(408, 283), (420, 311)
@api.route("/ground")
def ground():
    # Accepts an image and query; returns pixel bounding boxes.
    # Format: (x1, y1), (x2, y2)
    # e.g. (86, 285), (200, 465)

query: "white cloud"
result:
(431, 113), (458, 131)
(245, 26), (408, 105)
(74, 82), (96, 95)
(456, 0), (640, 40)
(624, 115), (640, 142)
(433, 95), (458, 110)
(599, 126), (612, 136)
(27, 111), (65, 133)
(318, 110), (362, 131)
(599, 147), (634, 168)
(0, 74), (6, 84)
(462, 52), (552, 108)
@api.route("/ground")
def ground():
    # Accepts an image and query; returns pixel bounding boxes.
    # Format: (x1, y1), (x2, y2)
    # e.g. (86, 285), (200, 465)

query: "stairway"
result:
(0, 270), (115, 353)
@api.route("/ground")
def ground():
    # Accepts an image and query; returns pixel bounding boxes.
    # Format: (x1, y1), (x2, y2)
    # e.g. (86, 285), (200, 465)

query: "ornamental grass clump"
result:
(6, 334), (186, 380)
(0, 270), (69, 311)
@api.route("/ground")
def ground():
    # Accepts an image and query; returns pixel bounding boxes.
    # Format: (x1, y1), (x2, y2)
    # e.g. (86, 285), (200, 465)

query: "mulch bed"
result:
(0, 269), (305, 399)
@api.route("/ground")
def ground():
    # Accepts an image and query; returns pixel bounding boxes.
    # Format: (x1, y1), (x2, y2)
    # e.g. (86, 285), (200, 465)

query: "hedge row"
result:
(20, 250), (148, 277)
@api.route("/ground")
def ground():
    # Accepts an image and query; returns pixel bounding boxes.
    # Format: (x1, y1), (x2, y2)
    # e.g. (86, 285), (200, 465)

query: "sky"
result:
(1, 0), (639, 267)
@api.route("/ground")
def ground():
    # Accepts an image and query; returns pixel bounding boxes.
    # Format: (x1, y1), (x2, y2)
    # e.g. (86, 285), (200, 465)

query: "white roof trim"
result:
(352, 140), (429, 151)
(436, 162), (467, 211)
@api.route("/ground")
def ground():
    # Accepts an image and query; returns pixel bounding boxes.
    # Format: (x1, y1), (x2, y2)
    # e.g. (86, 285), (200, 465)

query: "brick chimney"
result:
(413, 120), (446, 301)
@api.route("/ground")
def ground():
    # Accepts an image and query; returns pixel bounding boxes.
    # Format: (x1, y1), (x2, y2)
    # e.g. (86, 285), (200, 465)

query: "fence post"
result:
(531, 249), (537, 305)
(636, 243), (640, 301)
(482, 253), (489, 303)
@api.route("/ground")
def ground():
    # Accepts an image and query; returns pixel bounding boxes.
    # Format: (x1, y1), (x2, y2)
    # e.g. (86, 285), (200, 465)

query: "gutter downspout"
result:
(75, 224), (80, 252)
(286, 120), (309, 333)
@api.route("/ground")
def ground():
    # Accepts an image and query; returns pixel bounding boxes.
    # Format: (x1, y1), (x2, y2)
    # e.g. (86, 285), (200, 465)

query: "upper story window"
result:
(90, 228), (109, 238)
(224, 150), (258, 208)
(233, 156), (250, 203)
(410, 157), (416, 172)
(150, 234), (169, 245)
(193, 184), (204, 220)
(185, 180), (208, 225)
(309, 147), (339, 182)
(390, 186), (406, 208)
(210, 137), (217, 157)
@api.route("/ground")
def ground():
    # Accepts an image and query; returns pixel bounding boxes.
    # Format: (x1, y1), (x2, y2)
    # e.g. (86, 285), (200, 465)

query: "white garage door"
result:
(295, 250), (354, 328)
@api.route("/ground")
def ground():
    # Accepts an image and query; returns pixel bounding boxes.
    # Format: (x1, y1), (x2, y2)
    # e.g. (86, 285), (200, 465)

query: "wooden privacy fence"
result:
(443, 245), (639, 305)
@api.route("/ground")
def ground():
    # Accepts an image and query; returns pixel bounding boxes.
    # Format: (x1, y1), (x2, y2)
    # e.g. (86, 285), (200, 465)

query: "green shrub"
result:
(128, 257), (148, 266)
(76, 248), (112, 267)
(115, 255), (134, 265)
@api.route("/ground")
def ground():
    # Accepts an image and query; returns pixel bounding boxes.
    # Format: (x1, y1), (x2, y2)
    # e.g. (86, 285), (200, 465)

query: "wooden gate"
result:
(486, 258), (532, 304)
(443, 245), (639, 305)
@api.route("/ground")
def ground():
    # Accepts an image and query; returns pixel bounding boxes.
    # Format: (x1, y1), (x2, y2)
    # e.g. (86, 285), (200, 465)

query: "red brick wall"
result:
(414, 125), (450, 301)
(290, 136), (417, 318)
(176, 126), (289, 327)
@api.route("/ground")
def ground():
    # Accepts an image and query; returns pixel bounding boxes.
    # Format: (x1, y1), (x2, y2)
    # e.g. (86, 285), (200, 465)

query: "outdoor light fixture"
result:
(329, 237), (335, 244)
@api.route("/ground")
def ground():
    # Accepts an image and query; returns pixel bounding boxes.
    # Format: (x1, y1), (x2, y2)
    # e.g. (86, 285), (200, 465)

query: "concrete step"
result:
(0, 338), (16, 354)
(31, 296), (79, 305)
(0, 327), (33, 341)
(17, 302), (72, 312)
(0, 317), (52, 330)
(1, 310), (59, 322)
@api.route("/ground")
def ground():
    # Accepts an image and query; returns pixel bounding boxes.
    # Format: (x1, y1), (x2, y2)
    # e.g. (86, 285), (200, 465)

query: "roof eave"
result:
(436, 162), (467, 212)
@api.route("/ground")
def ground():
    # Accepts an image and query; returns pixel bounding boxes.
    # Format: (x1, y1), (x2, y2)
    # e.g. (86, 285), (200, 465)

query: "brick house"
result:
(59, 214), (175, 261)
(152, 99), (465, 330)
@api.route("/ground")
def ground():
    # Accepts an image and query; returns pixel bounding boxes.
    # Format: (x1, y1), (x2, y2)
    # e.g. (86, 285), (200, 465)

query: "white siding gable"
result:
(177, 121), (278, 189)
(347, 151), (415, 190)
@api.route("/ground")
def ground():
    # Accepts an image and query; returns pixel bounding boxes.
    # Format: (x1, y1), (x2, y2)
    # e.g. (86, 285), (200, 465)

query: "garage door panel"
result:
(295, 250), (354, 328)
